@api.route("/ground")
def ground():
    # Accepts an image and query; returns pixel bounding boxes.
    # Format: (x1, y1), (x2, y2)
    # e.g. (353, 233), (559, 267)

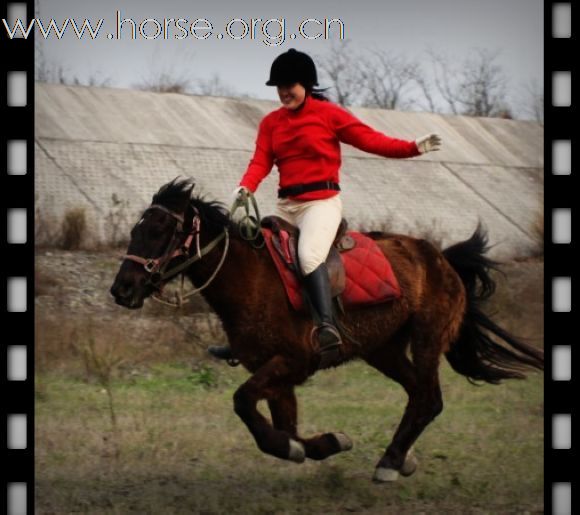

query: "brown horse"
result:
(110, 178), (544, 482)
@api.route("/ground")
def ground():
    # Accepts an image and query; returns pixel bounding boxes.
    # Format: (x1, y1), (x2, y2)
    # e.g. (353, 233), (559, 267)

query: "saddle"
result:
(261, 216), (354, 299)
(261, 216), (401, 312)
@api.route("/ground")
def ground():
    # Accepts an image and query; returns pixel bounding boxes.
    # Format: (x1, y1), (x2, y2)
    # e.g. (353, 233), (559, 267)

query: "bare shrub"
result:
(61, 208), (86, 250)
(35, 312), (210, 376)
(35, 195), (62, 248)
(35, 316), (82, 375)
(193, 73), (238, 97)
(78, 328), (127, 441)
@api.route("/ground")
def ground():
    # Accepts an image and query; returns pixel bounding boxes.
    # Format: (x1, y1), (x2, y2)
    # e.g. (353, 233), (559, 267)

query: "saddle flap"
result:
(262, 215), (351, 299)
(327, 248), (346, 297)
(271, 231), (296, 269)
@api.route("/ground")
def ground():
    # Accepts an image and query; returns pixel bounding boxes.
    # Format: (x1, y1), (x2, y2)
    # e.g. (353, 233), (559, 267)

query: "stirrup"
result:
(311, 325), (342, 369)
(310, 323), (342, 352)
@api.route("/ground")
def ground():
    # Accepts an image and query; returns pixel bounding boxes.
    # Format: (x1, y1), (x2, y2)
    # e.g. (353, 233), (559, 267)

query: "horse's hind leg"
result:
(233, 356), (307, 463)
(366, 340), (442, 482)
(268, 389), (353, 461)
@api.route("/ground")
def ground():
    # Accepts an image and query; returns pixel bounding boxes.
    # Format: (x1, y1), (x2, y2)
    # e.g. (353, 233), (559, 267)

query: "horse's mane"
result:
(152, 178), (234, 233)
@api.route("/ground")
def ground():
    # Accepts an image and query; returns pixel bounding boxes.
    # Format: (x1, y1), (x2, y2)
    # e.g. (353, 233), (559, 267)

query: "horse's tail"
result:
(443, 224), (544, 384)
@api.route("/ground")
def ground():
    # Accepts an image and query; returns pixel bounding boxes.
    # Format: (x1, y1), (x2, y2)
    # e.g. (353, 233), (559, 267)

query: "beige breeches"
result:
(274, 195), (343, 275)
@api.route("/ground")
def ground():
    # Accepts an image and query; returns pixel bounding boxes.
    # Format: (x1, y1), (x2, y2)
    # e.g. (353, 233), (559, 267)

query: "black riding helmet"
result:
(266, 48), (319, 87)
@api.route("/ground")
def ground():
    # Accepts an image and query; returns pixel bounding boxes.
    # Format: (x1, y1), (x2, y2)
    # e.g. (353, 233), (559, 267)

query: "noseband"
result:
(123, 204), (227, 289)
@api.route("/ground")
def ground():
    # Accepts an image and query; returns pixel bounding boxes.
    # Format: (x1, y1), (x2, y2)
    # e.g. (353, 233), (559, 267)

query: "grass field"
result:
(36, 360), (543, 514)
(35, 253), (544, 514)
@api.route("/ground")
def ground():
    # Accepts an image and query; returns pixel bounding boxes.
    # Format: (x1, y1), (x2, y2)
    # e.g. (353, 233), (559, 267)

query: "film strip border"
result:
(546, 2), (576, 515)
(2, 0), (35, 514)
(0, 1), (574, 514)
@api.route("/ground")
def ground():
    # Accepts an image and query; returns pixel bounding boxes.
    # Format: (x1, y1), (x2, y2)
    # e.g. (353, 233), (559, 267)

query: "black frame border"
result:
(0, 1), (575, 514)
(2, 0), (36, 513)
(545, 2), (576, 514)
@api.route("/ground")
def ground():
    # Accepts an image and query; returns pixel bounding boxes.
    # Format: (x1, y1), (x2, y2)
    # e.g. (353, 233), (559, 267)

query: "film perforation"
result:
(0, 0), (569, 513)
(1, 0), (35, 513)
(546, 2), (576, 514)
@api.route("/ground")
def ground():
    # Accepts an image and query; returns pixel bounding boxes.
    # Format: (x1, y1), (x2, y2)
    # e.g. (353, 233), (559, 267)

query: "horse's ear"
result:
(178, 181), (195, 212)
(187, 182), (195, 197)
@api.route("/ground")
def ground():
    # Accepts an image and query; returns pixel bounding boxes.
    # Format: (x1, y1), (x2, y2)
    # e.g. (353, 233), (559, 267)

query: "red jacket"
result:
(240, 96), (420, 201)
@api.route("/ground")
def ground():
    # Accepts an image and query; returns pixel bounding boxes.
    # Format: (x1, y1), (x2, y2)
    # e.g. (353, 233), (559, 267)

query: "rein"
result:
(230, 190), (264, 248)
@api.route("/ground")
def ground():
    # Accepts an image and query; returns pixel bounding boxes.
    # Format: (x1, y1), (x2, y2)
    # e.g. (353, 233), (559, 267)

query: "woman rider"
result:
(210, 48), (441, 362)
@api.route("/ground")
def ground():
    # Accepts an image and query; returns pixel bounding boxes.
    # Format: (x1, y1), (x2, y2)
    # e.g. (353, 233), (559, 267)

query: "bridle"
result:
(122, 203), (229, 302)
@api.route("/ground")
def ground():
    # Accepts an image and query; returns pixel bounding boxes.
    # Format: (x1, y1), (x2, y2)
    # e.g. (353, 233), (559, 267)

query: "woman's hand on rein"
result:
(231, 186), (250, 205)
(415, 133), (442, 154)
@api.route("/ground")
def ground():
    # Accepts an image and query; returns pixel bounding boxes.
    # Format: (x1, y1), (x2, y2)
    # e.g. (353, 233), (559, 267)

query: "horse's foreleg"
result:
(268, 388), (353, 461)
(233, 356), (306, 463)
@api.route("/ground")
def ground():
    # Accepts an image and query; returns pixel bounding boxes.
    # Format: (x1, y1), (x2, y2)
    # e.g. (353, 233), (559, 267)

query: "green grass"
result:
(36, 361), (543, 514)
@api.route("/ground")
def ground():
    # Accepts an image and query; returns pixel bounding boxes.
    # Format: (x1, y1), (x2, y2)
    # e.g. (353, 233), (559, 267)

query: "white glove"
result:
(230, 185), (250, 205)
(415, 133), (442, 154)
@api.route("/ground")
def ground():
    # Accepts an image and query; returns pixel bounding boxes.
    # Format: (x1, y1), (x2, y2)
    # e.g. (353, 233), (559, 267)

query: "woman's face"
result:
(277, 83), (306, 110)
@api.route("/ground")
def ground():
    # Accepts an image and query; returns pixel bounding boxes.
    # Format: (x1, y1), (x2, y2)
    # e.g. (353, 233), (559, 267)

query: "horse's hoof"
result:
(332, 432), (353, 452)
(373, 467), (399, 483)
(288, 439), (306, 463)
(400, 450), (419, 477)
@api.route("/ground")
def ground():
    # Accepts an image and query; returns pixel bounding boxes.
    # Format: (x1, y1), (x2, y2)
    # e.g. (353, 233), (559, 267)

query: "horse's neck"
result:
(187, 234), (259, 313)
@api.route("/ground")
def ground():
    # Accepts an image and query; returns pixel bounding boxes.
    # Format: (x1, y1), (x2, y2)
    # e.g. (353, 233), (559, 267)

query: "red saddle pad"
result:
(263, 229), (401, 312)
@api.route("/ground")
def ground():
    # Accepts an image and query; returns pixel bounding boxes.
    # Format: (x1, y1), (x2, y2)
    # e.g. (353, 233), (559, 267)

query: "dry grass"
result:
(35, 269), (63, 297)
(35, 361), (543, 514)
(35, 255), (544, 513)
(34, 310), (226, 380)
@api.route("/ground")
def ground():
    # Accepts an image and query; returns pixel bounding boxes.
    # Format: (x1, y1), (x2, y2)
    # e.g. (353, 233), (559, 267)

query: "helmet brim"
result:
(265, 80), (319, 87)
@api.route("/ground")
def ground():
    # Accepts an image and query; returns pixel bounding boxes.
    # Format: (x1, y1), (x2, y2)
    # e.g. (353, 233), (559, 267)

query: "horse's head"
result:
(110, 178), (197, 309)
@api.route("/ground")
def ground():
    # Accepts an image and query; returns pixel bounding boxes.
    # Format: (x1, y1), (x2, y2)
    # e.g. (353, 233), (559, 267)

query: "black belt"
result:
(278, 181), (340, 198)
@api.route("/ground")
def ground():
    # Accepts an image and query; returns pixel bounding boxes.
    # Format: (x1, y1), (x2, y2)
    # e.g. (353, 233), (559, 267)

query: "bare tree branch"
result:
(425, 49), (512, 118)
(134, 70), (192, 94)
(414, 72), (438, 113)
(359, 50), (419, 110)
(520, 79), (544, 124)
(193, 74), (237, 97)
(316, 41), (366, 106)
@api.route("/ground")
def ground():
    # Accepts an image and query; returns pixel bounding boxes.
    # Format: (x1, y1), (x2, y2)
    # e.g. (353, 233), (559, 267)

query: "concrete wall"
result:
(35, 83), (543, 257)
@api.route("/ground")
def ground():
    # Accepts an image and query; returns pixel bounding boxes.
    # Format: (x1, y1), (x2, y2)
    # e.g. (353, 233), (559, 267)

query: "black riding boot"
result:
(304, 263), (342, 352)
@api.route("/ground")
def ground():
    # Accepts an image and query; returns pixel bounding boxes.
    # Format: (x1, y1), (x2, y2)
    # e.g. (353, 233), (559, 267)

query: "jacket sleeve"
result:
(329, 104), (420, 159)
(239, 116), (275, 192)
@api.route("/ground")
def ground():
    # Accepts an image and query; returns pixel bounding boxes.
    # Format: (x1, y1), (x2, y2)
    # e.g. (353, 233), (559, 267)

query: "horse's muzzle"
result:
(110, 281), (145, 309)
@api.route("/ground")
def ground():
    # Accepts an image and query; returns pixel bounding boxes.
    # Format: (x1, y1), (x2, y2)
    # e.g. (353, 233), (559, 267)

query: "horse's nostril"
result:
(111, 280), (131, 299)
